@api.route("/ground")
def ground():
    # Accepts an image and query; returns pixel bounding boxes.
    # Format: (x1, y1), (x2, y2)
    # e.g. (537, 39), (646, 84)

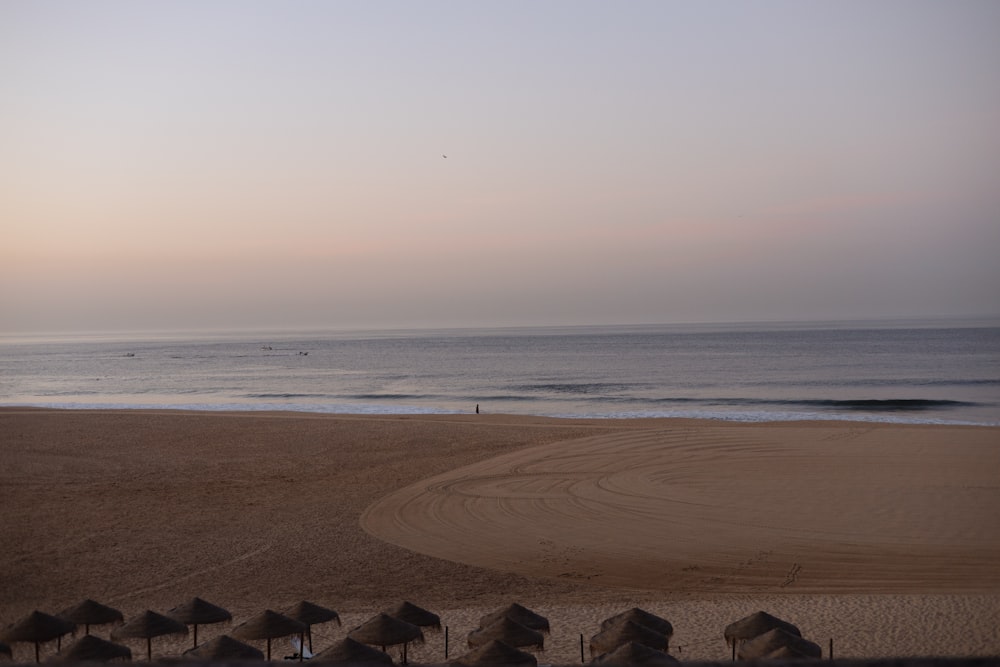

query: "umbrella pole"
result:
(193, 624), (198, 647)
(307, 628), (312, 653)
(147, 637), (152, 661)
(299, 632), (304, 662)
(34, 641), (40, 664)
(266, 637), (272, 660)
(402, 641), (408, 665)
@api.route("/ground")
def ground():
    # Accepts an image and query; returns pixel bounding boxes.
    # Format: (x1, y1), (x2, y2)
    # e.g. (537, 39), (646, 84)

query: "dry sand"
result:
(1, 408), (998, 663)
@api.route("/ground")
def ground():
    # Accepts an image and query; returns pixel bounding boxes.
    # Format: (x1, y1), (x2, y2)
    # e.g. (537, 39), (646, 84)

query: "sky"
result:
(2, 1), (999, 334)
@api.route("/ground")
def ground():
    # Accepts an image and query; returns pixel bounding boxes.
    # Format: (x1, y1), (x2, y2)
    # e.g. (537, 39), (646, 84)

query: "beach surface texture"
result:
(1, 408), (998, 663)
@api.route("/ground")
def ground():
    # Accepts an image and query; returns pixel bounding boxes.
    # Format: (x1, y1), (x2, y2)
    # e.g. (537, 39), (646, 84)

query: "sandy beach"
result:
(1, 408), (998, 663)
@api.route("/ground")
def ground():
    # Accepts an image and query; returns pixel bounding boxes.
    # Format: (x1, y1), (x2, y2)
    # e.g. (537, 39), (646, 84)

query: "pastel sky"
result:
(3, 1), (999, 334)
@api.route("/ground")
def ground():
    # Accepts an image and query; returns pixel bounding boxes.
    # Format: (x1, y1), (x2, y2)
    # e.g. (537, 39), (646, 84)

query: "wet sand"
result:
(1, 408), (998, 662)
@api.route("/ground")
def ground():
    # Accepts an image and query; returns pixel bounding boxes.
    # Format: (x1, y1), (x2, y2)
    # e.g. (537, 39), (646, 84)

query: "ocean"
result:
(1, 319), (998, 425)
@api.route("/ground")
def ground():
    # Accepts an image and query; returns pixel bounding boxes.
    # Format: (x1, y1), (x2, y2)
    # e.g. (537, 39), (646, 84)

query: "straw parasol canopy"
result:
(723, 611), (801, 647)
(314, 637), (394, 665)
(111, 610), (188, 661)
(183, 634), (264, 661)
(590, 641), (679, 666)
(589, 620), (669, 657)
(348, 613), (424, 664)
(599, 608), (673, 639)
(58, 600), (124, 636)
(384, 601), (441, 631)
(467, 618), (544, 651)
(1, 611), (76, 663)
(737, 628), (821, 660)
(452, 639), (538, 667)
(764, 644), (816, 660)
(231, 610), (307, 661)
(167, 597), (232, 647)
(53, 635), (132, 662)
(283, 601), (340, 653)
(479, 604), (549, 635)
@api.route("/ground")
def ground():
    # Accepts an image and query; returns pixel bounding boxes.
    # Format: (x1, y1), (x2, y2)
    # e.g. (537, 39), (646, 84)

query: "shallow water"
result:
(2, 318), (998, 425)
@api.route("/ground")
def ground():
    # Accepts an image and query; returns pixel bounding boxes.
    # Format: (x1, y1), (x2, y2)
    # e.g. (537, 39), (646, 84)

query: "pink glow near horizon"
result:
(2, 1), (999, 333)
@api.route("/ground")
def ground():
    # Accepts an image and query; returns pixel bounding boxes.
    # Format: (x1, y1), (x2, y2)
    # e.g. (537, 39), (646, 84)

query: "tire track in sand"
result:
(361, 424), (1000, 594)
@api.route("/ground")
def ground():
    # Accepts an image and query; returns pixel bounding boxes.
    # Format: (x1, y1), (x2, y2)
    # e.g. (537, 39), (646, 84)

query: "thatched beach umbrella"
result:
(314, 637), (393, 665)
(452, 639), (537, 667)
(0, 611), (76, 663)
(479, 604), (549, 635)
(737, 628), (821, 660)
(231, 610), (306, 660)
(599, 608), (673, 639)
(479, 602), (549, 634)
(283, 601), (340, 653)
(589, 620), (669, 657)
(348, 613), (424, 664)
(590, 640), (679, 666)
(111, 610), (188, 661)
(54, 635), (131, 662)
(183, 634), (264, 661)
(468, 618), (544, 652)
(58, 600), (124, 636)
(384, 601), (441, 631)
(723, 611), (801, 649)
(167, 597), (232, 647)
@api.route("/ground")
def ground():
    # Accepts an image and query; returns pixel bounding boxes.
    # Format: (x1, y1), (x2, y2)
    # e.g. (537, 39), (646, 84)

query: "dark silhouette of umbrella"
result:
(0, 611), (76, 663)
(384, 601), (441, 631)
(723, 610), (801, 648)
(54, 635), (131, 662)
(167, 597), (232, 647)
(591, 640), (679, 666)
(183, 634), (264, 660)
(231, 610), (306, 660)
(111, 610), (188, 660)
(479, 604), (549, 635)
(314, 637), (393, 665)
(283, 601), (340, 653)
(58, 600), (123, 636)
(452, 639), (537, 667)
(589, 620), (668, 657)
(737, 627), (821, 660)
(348, 613), (424, 664)
(468, 617), (544, 651)
(599, 608), (672, 639)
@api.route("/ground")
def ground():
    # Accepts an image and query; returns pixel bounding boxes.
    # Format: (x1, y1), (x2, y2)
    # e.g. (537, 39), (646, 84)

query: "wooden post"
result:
(579, 634), (584, 663)
(445, 626), (449, 659)
(829, 637), (834, 660)
(731, 640), (736, 662)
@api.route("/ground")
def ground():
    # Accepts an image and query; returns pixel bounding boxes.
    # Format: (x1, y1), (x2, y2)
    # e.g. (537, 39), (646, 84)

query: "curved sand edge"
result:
(362, 423), (1000, 594)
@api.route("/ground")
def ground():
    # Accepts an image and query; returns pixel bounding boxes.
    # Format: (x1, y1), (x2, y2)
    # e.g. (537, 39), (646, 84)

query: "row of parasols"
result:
(1, 598), (822, 665)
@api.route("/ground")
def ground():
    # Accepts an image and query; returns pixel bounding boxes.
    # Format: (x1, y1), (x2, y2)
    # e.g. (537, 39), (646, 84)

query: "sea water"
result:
(1, 319), (998, 425)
